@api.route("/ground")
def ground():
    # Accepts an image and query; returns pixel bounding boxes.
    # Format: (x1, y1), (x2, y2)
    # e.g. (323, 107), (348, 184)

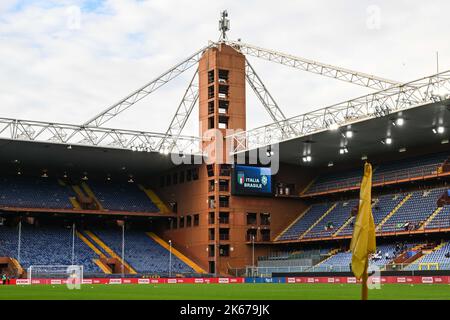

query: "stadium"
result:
(1, 7), (450, 301)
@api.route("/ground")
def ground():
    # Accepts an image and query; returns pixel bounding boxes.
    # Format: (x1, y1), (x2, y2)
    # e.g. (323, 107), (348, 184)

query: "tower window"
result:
(208, 70), (215, 84)
(218, 69), (229, 83)
(208, 101), (215, 115)
(208, 85), (214, 99)
(208, 117), (215, 129)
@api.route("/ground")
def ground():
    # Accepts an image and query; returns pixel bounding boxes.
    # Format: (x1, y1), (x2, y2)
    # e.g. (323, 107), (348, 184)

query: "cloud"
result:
(0, 0), (449, 137)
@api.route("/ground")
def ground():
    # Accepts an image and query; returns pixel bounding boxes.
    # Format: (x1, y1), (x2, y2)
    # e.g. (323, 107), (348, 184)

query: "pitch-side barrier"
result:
(7, 276), (450, 286)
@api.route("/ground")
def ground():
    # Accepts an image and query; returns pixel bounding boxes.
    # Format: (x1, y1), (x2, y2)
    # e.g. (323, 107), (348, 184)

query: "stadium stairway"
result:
(146, 232), (206, 274)
(93, 259), (113, 274)
(71, 184), (99, 210)
(300, 203), (337, 239)
(78, 231), (109, 257)
(80, 183), (104, 210)
(420, 242), (445, 255)
(299, 178), (316, 196)
(334, 198), (380, 236)
(421, 206), (444, 229)
(274, 206), (311, 241)
(312, 248), (341, 268)
(333, 217), (353, 237)
(77, 231), (106, 256)
(138, 185), (171, 213)
(375, 193), (412, 231)
(83, 230), (137, 274)
(76, 231), (112, 274)
(11, 258), (23, 275)
(72, 185), (86, 200)
(310, 256), (334, 269)
(69, 197), (81, 209)
(57, 179), (81, 209)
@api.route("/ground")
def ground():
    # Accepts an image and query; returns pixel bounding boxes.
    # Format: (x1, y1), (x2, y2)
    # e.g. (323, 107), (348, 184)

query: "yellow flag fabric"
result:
(350, 162), (376, 279)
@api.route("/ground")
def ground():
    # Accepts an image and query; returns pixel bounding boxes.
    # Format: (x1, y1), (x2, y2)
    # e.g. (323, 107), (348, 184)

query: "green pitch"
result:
(0, 284), (449, 300)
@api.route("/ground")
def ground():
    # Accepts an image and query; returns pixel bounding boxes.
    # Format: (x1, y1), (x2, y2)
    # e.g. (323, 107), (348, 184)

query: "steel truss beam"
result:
(0, 118), (202, 154)
(245, 59), (299, 138)
(158, 69), (199, 153)
(245, 59), (287, 122)
(226, 40), (400, 90)
(83, 44), (214, 128)
(227, 71), (450, 153)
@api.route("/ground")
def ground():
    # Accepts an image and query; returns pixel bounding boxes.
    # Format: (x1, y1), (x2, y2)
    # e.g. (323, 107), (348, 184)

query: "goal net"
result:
(28, 265), (84, 284)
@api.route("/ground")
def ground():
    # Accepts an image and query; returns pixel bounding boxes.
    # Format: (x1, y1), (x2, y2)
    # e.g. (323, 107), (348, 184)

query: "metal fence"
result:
(247, 262), (450, 277)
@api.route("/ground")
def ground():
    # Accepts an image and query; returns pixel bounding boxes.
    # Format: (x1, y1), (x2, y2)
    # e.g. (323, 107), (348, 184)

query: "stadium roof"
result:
(0, 139), (202, 179)
(274, 99), (450, 167)
(1, 99), (449, 175)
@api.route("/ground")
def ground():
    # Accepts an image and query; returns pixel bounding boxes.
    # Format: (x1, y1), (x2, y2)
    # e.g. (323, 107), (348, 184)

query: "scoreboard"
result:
(231, 165), (272, 196)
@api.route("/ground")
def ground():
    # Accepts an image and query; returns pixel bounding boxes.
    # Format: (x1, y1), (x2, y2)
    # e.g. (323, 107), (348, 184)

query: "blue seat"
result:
(0, 176), (73, 209)
(91, 228), (193, 274)
(277, 203), (333, 240)
(0, 225), (101, 272)
(305, 152), (449, 195)
(89, 182), (159, 212)
(382, 188), (446, 232)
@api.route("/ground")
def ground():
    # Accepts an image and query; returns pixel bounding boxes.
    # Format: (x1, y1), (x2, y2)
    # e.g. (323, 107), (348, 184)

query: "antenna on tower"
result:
(219, 10), (230, 41)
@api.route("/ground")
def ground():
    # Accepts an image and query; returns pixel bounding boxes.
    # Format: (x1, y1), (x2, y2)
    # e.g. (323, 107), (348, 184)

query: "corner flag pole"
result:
(362, 259), (369, 300)
(350, 162), (376, 300)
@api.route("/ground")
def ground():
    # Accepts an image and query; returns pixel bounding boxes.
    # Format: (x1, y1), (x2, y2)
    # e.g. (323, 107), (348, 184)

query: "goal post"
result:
(28, 265), (84, 284)
(418, 262), (439, 271)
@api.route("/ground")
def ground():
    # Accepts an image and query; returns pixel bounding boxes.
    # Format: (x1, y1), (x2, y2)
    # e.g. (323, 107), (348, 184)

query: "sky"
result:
(0, 0), (449, 137)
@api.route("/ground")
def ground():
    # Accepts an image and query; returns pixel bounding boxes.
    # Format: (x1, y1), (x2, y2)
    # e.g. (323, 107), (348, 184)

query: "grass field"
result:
(0, 284), (450, 300)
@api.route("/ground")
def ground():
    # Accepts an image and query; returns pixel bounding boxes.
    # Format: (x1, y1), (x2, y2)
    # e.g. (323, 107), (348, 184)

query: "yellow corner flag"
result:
(350, 162), (376, 298)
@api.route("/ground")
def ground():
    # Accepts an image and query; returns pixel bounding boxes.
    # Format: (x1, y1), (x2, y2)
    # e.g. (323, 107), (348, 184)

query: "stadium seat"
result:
(91, 228), (194, 274)
(303, 199), (358, 238)
(0, 176), (73, 209)
(314, 243), (417, 272)
(0, 224), (101, 272)
(277, 203), (333, 240)
(0, 224), (196, 275)
(315, 251), (352, 272)
(279, 186), (448, 241)
(88, 181), (160, 212)
(404, 242), (450, 270)
(304, 152), (449, 195)
(380, 188), (446, 232)
(338, 194), (405, 236)
(425, 205), (450, 230)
